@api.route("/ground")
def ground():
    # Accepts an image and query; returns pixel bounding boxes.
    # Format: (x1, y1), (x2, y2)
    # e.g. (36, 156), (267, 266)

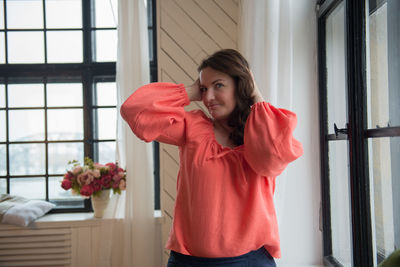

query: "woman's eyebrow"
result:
(211, 79), (224, 84)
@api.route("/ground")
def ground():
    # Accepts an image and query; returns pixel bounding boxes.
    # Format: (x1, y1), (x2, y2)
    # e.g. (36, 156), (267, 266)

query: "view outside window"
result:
(0, 0), (118, 210)
(367, 0), (399, 263)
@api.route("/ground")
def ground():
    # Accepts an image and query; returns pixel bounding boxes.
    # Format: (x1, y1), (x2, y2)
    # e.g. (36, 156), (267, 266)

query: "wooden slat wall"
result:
(157, 0), (239, 264)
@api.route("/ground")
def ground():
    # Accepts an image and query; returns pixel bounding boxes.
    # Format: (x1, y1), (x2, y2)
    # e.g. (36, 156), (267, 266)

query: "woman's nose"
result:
(203, 88), (215, 102)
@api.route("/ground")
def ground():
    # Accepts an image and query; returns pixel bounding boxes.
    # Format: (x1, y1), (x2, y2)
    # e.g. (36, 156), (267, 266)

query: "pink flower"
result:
(112, 174), (121, 183)
(61, 179), (72, 190)
(93, 169), (101, 178)
(117, 171), (125, 179)
(77, 170), (95, 185)
(80, 184), (94, 196)
(101, 174), (112, 188)
(112, 181), (119, 189)
(119, 179), (126, 190)
(72, 166), (82, 175)
(106, 162), (117, 172)
(92, 179), (102, 192)
(64, 172), (74, 181)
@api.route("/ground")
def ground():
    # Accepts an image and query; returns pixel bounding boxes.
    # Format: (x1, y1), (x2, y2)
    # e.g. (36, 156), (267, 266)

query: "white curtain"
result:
(239, 0), (323, 266)
(115, 0), (156, 266)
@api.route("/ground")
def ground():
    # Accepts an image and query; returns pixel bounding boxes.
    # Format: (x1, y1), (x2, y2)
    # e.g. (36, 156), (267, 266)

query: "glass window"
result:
(48, 142), (84, 174)
(96, 82), (116, 106)
(8, 84), (44, 107)
(0, 179), (6, 193)
(94, 0), (118, 28)
(1, 0), (156, 212)
(0, 33), (5, 64)
(7, 32), (45, 64)
(47, 83), (83, 107)
(47, 31), (83, 63)
(326, 1), (347, 135)
(0, 145), (6, 176)
(45, 0), (82, 29)
(0, 1), (4, 29)
(6, 0), (43, 29)
(0, 111), (5, 142)
(94, 30), (117, 62)
(9, 144), (45, 175)
(367, 0), (400, 264)
(96, 108), (117, 140)
(10, 177), (46, 200)
(9, 110), (45, 141)
(47, 109), (83, 141)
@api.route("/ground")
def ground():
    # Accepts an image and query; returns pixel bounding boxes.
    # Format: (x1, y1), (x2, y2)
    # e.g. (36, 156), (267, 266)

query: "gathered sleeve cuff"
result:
(120, 82), (190, 146)
(243, 102), (303, 177)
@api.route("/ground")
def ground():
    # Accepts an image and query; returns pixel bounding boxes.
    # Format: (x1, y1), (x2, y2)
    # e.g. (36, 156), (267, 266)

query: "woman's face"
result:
(199, 67), (236, 121)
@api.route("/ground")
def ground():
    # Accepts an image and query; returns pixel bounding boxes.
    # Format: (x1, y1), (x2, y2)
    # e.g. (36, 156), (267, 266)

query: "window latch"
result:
(334, 123), (348, 136)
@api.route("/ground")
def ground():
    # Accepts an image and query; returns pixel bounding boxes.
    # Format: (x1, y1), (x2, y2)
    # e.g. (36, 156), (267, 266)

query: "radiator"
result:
(0, 228), (71, 267)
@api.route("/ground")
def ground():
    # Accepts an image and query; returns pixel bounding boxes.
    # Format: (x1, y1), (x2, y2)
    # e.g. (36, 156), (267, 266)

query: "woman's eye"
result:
(215, 83), (224, 89)
(200, 87), (207, 92)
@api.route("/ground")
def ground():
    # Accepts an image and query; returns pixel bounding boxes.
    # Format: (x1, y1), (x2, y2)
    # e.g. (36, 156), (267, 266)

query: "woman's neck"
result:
(213, 119), (235, 148)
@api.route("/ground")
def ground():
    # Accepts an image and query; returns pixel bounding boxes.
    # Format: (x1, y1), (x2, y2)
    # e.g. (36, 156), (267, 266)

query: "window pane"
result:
(47, 109), (83, 141)
(0, 111), (5, 142)
(6, 0), (43, 29)
(96, 82), (116, 106)
(0, 32), (5, 63)
(49, 176), (82, 202)
(98, 141), (115, 164)
(94, 0), (118, 28)
(0, 84), (4, 107)
(329, 140), (352, 265)
(10, 178), (45, 199)
(0, 1), (4, 29)
(0, 179), (6, 194)
(45, 0), (82, 28)
(8, 84), (44, 107)
(8, 32), (45, 63)
(326, 1), (347, 134)
(96, 108), (116, 140)
(0, 145), (6, 176)
(94, 30), (117, 62)
(9, 110), (45, 141)
(47, 31), (83, 63)
(9, 144), (45, 175)
(47, 83), (83, 107)
(369, 136), (399, 263)
(148, 29), (154, 62)
(367, 2), (400, 128)
(147, 0), (152, 27)
(48, 142), (84, 174)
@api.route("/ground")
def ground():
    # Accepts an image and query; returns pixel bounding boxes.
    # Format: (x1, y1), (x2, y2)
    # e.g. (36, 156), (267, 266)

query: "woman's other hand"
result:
(186, 79), (202, 101)
(250, 70), (264, 103)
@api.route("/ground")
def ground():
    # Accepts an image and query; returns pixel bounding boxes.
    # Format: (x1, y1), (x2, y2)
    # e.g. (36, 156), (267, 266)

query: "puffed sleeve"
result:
(120, 82), (190, 146)
(243, 102), (303, 177)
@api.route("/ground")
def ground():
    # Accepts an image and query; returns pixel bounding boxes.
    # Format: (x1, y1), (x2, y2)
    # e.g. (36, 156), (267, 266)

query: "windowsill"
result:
(0, 204), (163, 230)
(0, 192), (163, 230)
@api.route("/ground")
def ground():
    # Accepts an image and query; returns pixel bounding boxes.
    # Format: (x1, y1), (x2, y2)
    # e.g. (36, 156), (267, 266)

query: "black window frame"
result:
(317, 0), (400, 266)
(0, 0), (159, 213)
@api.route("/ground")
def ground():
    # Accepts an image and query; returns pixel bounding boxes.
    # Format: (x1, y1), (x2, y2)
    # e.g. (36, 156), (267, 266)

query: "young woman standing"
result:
(121, 49), (303, 266)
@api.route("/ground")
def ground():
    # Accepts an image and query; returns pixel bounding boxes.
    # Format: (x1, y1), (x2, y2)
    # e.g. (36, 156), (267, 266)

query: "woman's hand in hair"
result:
(250, 71), (264, 103)
(186, 79), (202, 102)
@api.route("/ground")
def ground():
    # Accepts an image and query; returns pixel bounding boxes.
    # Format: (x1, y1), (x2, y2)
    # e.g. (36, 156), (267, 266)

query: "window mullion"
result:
(346, 0), (374, 266)
(317, 14), (333, 259)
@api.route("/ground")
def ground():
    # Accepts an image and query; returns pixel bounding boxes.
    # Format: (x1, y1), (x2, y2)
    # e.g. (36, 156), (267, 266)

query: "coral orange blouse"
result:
(120, 82), (303, 258)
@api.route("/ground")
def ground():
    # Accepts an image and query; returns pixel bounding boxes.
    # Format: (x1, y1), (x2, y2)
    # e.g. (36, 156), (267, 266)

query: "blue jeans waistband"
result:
(169, 246), (274, 264)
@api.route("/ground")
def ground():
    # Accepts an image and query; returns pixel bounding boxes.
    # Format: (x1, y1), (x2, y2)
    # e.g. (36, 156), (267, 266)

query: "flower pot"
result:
(91, 189), (111, 218)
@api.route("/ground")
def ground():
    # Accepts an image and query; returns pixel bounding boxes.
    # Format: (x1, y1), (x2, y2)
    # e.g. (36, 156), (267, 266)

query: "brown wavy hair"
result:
(198, 49), (256, 146)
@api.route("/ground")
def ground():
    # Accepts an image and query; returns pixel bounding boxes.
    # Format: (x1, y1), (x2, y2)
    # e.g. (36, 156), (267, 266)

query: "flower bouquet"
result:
(61, 157), (126, 197)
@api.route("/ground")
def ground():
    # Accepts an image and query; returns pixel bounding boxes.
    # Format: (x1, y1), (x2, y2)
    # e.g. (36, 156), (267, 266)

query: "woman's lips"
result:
(208, 104), (219, 110)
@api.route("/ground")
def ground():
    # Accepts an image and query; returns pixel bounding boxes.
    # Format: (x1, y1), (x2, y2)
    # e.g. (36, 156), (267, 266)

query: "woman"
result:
(120, 49), (303, 266)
